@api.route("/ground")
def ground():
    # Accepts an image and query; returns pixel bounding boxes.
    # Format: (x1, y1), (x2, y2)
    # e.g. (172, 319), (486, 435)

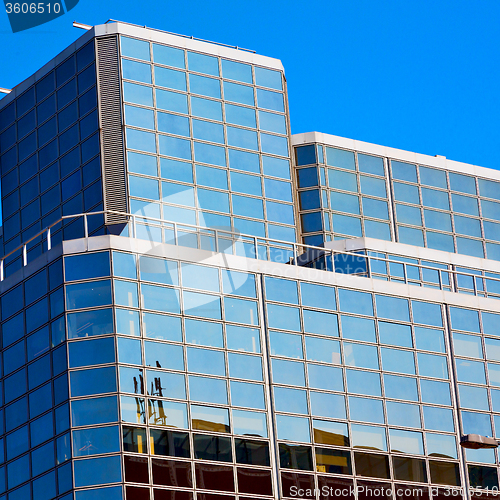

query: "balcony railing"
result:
(2, 210), (500, 301)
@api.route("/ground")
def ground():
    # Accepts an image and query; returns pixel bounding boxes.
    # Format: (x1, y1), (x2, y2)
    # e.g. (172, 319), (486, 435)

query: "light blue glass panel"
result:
(181, 263), (219, 292)
(183, 291), (221, 319)
(391, 161), (417, 183)
(221, 59), (252, 83)
(414, 327), (445, 352)
(393, 182), (419, 204)
(386, 401), (420, 427)
(129, 175), (159, 200)
(453, 332), (482, 358)
(139, 256), (178, 285)
(398, 226), (424, 246)
(449, 172), (476, 194)
(351, 424), (387, 451)
(378, 322), (412, 348)
(265, 276), (297, 303)
(157, 112), (190, 136)
(421, 187), (449, 210)
(122, 59), (151, 83)
(130, 199), (160, 218)
(328, 168), (356, 192)
(192, 119), (224, 144)
(344, 343), (378, 369)
(423, 209), (452, 232)
(223, 81), (254, 105)
(227, 126), (258, 150)
(341, 316), (375, 342)
(114, 280), (139, 308)
(255, 67), (282, 89)
(265, 178), (292, 203)
(186, 51), (218, 76)
(266, 201), (294, 225)
(345, 369), (381, 396)
(451, 193), (479, 216)
(261, 133), (288, 157)
(484, 221), (500, 242)
(228, 353), (262, 380)
(384, 374), (418, 401)
(153, 44), (185, 68)
(332, 214), (362, 237)
(330, 191), (360, 214)
(375, 295), (409, 322)
(233, 218), (265, 237)
(225, 103), (256, 128)
(462, 411), (492, 437)
(126, 128), (156, 153)
(196, 164), (227, 189)
(259, 110), (286, 134)
(456, 359), (485, 384)
(73, 426), (120, 456)
(230, 381), (265, 409)
(303, 310), (338, 336)
(154, 66), (186, 91)
(194, 141), (226, 166)
(426, 231), (454, 252)
(141, 284), (180, 313)
(263, 155), (290, 179)
(325, 147), (355, 170)
(418, 353), (448, 379)
(420, 379), (451, 405)
(276, 414), (310, 442)
(121, 37), (150, 61)
(190, 74), (221, 98)
(267, 304), (300, 331)
(423, 406), (454, 432)
(411, 301), (442, 327)
(311, 392), (346, 419)
(485, 338), (500, 362)
(156, 89), (188, 114)
(389, 429), (423, 455)
(256, 88), (284, 112)
(144, 341), (183, 370)
(123, 82), (153, 106)
(271, 358), (305, 386)
(362, 198), (388, 219)
(305, 337), (341, 364)
(124, 105), (154, 129)
(487, 242), (500, 260)
(188, 376), (227, 404)
(158, 135), (191, 160)
(187, 347), (225, 376)
(349, 397), (384, 423)
(459, 385), (489, 410)
(232, 409), (267, 437)
(396, 204), (422, 226)
(232, 194), (264, 218)
(360, 175), (386, 198)
(226, 149), (259, 174)
(419, 166), (447, 188)
(426, 433), (457, 459)
(338, 289), (373, 316)
(307, 364), (343, 391)
(456, 237), (484, 258)
(381, 347), (415, 374)
(454, 215), (481, 237)
(222, 270), (256, 298)
(274, 387), (307, 413)
(481, 200), (500, 221)
(159, 158), (192, 183)
(450, 307), (480, 333)
(127, 151), (157, 176)
(191, 96), (222, 121)
(224, 297), (258, 325)
(197, 188), (230, 212)
(270, 331), (303, 358)
(148, 399), (187, 427)
(226, 325), (260, 353)
(66, 280), (112, 310)
(185, 319), (223, 347)
(479, 178), (500, 200)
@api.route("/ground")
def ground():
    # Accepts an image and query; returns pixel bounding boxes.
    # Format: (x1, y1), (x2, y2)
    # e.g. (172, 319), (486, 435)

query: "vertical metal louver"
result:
(95, 36), (128, 225)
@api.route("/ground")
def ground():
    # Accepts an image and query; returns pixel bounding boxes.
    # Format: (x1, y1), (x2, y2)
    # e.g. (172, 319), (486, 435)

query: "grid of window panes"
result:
(449, 306), (500, 489)
(0, 40), (104, 279)
(295, 144), (392, 247)
(119, 36), (296, 246)
(0, 258), (72, 499)
(64, 250), (275, 499)
(263, 277), (464, 496)
(391, 160), (500, 260)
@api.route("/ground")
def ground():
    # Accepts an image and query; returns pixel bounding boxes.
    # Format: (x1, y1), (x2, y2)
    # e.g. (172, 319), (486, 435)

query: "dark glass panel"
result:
(56, 56), (76, 87)
(17, 87), (35, 117)
(193, 434), (232, 462)
(150, 430), (190, 458)
(468, 465), (499, 489)
(279, 444), (313, 471)
(126, 486), (151, 500)
(60, 146), (80, 177)
(58, 101), (78, 131)
(234, 438), (270, 466)
(315, 448), (352, 475)
(357, 481), (392, 500)
(79, 86), (97, 115)
(237, 468), (272, 496)
(152, 459), (192, 487)
(1, 284), (23, 319)
(57, 78), (77, 109)
(297, 167), (318, 188)
(124, 455), (149, 483)
(393, 457), (427, 482)
(77, 42), (95, 71)
(0, 101), (15, 132)
(84, 180), (102, 209)
(395, 484), (429, 500)
(36, 72), (55, 102)
(123, 426), (148, 453)
(17, 109), (36, 138)
(318, 477), (355, 500)
(354, 453), (390, 479)
(80, 109), (98, 139)
(281, 472), (315, 499)
(37, 93), (56, 124)
(40, 162), (59, 192)
(153, 490), (193, 500)
(81, 132), (99, 163)
(39, 139), (58, 169)
(64, 251), (110, 280)
(195, 463), (235, 492)
(20, 176), (39, 207)
(59, 123), (79, 154)
(295, 145), (316, 166)
(78, 64), (96, 93)
(18, 131), (37, 161)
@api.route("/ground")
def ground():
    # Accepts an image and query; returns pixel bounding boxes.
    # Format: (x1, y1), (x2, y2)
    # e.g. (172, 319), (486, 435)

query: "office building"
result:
(0, 20), (499, 500)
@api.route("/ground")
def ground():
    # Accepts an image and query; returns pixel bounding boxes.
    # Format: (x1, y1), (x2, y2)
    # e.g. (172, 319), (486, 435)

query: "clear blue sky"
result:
(1, 0), (499, 170)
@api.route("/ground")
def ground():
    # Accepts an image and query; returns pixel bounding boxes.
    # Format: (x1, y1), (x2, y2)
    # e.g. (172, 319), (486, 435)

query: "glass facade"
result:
(120, 36), (296, 248)
(2, 20), (500, 500)
(295, 142), (500, 262)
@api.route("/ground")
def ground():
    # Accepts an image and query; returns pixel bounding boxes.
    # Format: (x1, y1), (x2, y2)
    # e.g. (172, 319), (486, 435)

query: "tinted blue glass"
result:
(228, 148), (260, 173)
(73, 426), (120, 456)
(375, 295), (410, 322)
(123, 82), (153, 106)
(183, 291), (221, 319)
(256, 88), (284, 112)
(276, 414), (310, 442)
(338, 289), (373, 316)
(224, 81), (254, 105)
(270, 331), (303, 358)
(139, 256), (178, 285)
(222, 270), (256, 298)
(349, 397), (384, 423)
(74, 455), (122, 487)
(378, 322), (412, 348)
(121, 37), (150, 61)
(228, 353), (262, 380)
(146, 370), (186, 400)
(187, 347), (225, 376)
(303, 310), (338, 336)
(161, 158), (193, 182)
(267, 304), (300, 331)
(126, 128), (156, 153)
(462, 411), (492, 436)
(188, 52), (219, 76)
(141, 284), (180, 313)
(230, 171), (262, 196)
(419, 379), (450, 404)
(384, 374), (418, 401)
(308, 364), (343, 391)
(450, 307), (480, 333)
(71, 396), (119, 426)
(66, 280), (112, 310)
(194, 141), (226, 166)
(70, 366), (116, 397)
(344, 343), (378, 369)
(411, 301), (442, 326)
(459, 385), (489, 410)
(221, 59), (252, 83)
(117, 337), (142, 365)
(190, 74), (220, 98)
(274, 387), (307, 413)
(157, 112), (189, 136)
(381, 348), (415, 374)
(271, 358), (305, 386)
(305, 336), (341, 364)
(418, 353), (449, 379)
(300, 283), (336, 310)
(122, 59), (151, 83)
(144, 341), (183, 370)
(265, 277), (297, 303)
(345, 369), (381, 396)
(188, 375), (227, 404)
(225, 103), (256, 128)
(414, 327), (445, 352)
(230, 381), (265, 409)
(341, 316), (375, 342)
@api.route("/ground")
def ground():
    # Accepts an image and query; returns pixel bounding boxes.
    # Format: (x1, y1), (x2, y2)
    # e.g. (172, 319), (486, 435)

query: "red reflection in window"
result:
(195, 463), (235, 492)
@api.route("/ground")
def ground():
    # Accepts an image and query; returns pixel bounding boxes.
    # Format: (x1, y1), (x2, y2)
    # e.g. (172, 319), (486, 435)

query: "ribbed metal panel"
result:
(96, 36), (128, 225)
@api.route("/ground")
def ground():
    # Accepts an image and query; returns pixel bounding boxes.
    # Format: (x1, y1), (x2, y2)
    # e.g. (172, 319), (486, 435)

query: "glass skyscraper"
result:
(0, 20), (499, 500)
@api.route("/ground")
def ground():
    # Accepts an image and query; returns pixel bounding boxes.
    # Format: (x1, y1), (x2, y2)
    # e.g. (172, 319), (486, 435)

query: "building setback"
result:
(0, 19), (499, 500)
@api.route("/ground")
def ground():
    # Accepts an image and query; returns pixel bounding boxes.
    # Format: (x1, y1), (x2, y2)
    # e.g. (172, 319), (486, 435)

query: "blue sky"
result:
(1, 0), (499, 170)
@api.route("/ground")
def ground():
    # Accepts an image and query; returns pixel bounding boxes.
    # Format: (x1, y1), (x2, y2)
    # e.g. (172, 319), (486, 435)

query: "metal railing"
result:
(2, 210), (500, 301)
